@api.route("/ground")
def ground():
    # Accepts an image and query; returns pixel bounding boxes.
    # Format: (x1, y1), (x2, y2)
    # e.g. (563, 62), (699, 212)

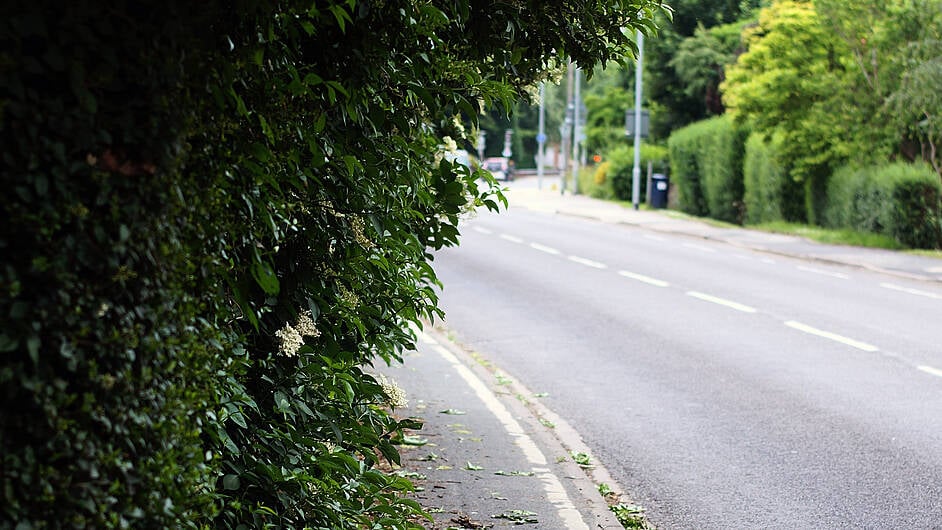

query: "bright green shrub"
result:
(608, 144), (669, 202)
(824, 162), (941, 248)
(743, 132), (805, 224)
(699, 116), (748, 224)
(668, 122), (709, 215)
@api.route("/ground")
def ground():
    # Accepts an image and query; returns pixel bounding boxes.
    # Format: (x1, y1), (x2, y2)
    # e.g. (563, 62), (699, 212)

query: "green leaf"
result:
(250, 260), (280, 295)
(222, 474), (240, 490)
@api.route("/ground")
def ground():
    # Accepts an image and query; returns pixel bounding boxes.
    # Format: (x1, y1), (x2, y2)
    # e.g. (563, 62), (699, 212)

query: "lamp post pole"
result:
(631, 30), (644, 210)
(537, 82), (546, 190)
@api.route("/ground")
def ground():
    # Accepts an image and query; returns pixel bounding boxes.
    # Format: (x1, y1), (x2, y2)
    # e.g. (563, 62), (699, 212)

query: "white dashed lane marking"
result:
(784, 320), (879, 352)
(918, 365), (942, 378)
(529, 242), (561, 255)
(797, 265), (849, 280)
(619, 270), (670, 288)
(568, 256), (607, 269)
(683, 242), (717, 253)
(500, 234), (524, 244)
(686, 291), (757, 313)
(881, 283), (942, 300)
(473, 226), (493, 234)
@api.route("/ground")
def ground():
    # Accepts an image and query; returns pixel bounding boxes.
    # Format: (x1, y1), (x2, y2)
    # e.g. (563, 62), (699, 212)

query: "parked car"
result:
(483, 157), (514, 181)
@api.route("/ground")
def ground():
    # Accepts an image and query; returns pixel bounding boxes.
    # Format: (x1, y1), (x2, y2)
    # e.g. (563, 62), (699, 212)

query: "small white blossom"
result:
(295, 311), (320, 338)
(275, 324), (304, 357)
(376, 374), (408, 409)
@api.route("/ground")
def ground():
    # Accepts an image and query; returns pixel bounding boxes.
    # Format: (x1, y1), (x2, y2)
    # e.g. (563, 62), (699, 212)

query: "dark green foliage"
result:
(743, 132), (805, 224)
(824, 163), (941, 248)
(699, 116), (748, 224)
(607, 144), (669, 202)
(0, 0), (660, 528)
(667, 123), (708, 216)
(667, 116), (747, 221)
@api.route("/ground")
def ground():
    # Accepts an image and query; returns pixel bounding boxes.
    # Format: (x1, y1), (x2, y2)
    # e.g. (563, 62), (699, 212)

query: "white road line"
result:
(529, 242), (561, 255)
(686, 291), (757, 313)
(683, 243), (717, 253)
(473, 226), (493, 234)
(619, 270), (670, 287)
(797, 265), (849, 279)
(500, 233), (523, 244)
(426, 336), (591, 530)
(917, 365), (942, 378)
(760, 258), (776, 264)
(881, 283), (942, 300)
(784, 321), (879, 352)
(568, 256), (607, 269)
(643, 234), (666, 242)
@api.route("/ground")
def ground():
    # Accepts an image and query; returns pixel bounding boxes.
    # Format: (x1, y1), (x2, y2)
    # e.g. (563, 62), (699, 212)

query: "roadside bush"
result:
(668, 116), (747, 221)
(743, 132), (805, 224)
(608, 144), (669, 202)
(698, 116), (748, 224)
(668, 122), (708, 216)
(824, 162), (941, 248)
(1, 1), (652, 528)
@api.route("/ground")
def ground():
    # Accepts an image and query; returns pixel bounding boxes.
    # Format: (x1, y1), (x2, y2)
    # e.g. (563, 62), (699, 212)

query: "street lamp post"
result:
(631, 30), (644, 211)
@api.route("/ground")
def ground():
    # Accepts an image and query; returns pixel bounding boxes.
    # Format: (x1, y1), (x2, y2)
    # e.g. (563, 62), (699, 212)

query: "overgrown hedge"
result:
(667, 116), (747, 223)
(0, 1), (653, 528)
(824, 162), (942, 248)
(743, 132), (805, 224)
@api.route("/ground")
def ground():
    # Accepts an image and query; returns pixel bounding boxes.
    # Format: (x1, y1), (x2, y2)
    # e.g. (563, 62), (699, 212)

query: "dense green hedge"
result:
(824, 162), (942, 248)
(607, 144), (669, 201)
(667, 123), (708, 216)
(1, 1), (655, 528)
(667, 116), (747, 222)
(743, 132), (805, 224)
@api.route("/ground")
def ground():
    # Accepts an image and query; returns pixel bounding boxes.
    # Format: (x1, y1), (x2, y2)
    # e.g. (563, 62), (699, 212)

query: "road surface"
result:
(431, 200), (942, 529)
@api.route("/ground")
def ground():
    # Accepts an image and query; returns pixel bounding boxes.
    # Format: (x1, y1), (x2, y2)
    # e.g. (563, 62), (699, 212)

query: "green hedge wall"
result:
(667, 123), (708, 216)
(1, 1), (650, 528)
(668, 116), (747, 223)
(607, 144), (669, 202)
(824, 162), (942, 248)
(743, 132), (806, 224)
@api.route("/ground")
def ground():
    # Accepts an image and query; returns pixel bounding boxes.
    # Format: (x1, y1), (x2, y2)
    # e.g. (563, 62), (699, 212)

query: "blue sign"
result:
(536, 133), (547, 143)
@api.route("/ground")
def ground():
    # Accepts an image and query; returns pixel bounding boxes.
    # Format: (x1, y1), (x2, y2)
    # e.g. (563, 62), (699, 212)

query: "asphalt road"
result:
(431, 202), (942, 529)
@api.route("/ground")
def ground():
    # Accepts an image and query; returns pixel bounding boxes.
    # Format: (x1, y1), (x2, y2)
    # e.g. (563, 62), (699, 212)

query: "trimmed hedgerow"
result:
(607, 144), (669, 202)
(668, 116), (747, 222)
(667, 124), (709, 216)
(824, 162), (941, 248)
(743, 132), (806, 224)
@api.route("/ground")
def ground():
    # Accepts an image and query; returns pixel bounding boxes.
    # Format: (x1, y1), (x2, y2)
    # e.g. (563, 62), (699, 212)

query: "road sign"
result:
(536, 133), (547, 143)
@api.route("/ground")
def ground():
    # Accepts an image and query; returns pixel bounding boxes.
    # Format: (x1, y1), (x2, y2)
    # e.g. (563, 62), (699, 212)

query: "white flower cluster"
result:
(376, 374), (408, 409)
(295, 311), (320, 338)
(338, 285), (360, 309)
(275, 311), (320, 357)
(350, 216), (374, 250)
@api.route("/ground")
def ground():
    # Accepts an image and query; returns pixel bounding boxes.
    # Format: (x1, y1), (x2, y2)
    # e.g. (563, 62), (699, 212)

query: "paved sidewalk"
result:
(503, 183), (942, 284)
(380, 326), (628, 529)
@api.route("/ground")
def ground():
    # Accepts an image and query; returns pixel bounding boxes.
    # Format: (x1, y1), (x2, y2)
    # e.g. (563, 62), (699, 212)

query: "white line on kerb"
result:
(797, 266), (849, 279)
(784, 321), (879, 352)
(568, 256), (607, 269)
(881, 283), (942, 300)
(500, 234), (523, 244)
(918, 365), (942, 378)
(529, 242), (561, 255)
(686, 291), (757, 313)
(619, 270), (670, 287)
(426, 336), (591, 530)
(473, 226), (493, 234)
